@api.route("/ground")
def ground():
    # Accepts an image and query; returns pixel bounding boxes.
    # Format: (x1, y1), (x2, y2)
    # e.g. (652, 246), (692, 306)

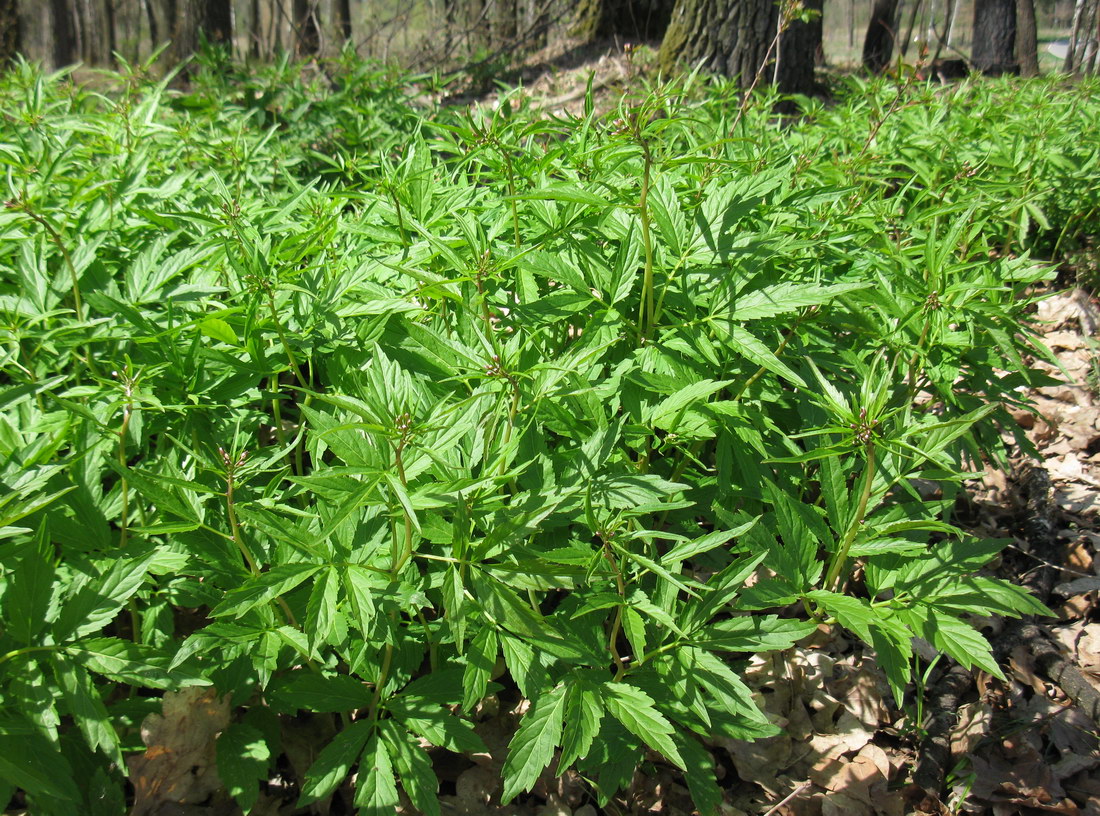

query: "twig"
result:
(761, 781), (811, 816)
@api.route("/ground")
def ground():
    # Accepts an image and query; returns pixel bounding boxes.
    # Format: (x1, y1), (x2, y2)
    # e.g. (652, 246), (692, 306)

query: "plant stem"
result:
(824, 442), (877, 592)
(637, 143), (655, 345)
(503, 151), (521, 247)
(118, 404), (132, 549)
(266, 292), (308, 390)
(602, 536), (628, 679)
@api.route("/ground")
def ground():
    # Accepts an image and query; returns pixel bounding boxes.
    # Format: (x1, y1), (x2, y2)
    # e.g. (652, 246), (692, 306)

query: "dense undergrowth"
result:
(1, 53), (1099, 814)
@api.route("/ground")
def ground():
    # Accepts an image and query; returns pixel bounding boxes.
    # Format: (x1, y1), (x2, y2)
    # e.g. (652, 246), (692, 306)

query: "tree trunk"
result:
(335, 0), (353, 42)
(1064, 0), (1100, 73)
(0, 0), (19, 63)
(863, 0), (900, 72)
(658, 0), (820, 93)
(51, 0), (78, 65)
(573, 0), (675, 42)
(293, 0), (320, 55)
(1016, 0), (1039, 74)
(200, 0), (232, 44)
(972, 0), (1017, 74)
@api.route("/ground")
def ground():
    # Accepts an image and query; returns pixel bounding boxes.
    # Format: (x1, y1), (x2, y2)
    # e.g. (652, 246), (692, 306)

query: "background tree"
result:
(294, 0), (321, 55)
(1017, 0), (1039, 75)
(0, 0), (18, 63)
(972, 0), (1017, 73)
(572, 0), (676, 43)
(862, 0), (900, 72)
(658, 0), (821, 94)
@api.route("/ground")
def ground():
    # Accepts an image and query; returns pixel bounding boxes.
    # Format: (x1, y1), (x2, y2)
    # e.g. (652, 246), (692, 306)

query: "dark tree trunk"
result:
(658, 0), (819, 93)
(863, 0), (899, 72)
(0, 0), (19, 62)
(335, 0), (352, 42)
(51, 0), (78, 65)
(573, 0), (675, 42)
(1016, 0), (1038, 74)
(200, 0), (232, 44)
(972, 0), (1017, 73)
(293, 0), (320, 55)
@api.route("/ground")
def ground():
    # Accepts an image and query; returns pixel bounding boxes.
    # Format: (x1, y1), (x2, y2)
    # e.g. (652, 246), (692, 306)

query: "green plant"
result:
(0, 59), (1094, 815)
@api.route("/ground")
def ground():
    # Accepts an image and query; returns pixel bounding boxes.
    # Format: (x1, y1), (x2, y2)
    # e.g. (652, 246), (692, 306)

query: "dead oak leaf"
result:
(128, 686), (231, 816)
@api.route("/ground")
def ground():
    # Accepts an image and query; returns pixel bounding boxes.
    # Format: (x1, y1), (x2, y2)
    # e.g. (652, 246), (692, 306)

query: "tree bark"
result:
(863, 0), (900, 72)
(0, 0), (19, 63)
(972, 0), (1017, 74)
(658, 0), (820, 93)
(1016, 0), (1039, 75)
(51, 0), (78, 65)
(573, 0), (675, 42)
(293, 0), (320, 55)
(335, 0), (353, 42)
(200, 0), (232, 45)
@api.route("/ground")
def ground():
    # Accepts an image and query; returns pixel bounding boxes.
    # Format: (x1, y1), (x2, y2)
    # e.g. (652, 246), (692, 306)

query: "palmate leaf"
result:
(268, 671), (373, 713)
(461, 626), (499, 712)
(695, 615), (816, 653)
(52, 549), (158, 642)
(501, 683), (567, 803)
(674, 733), (722, 816)
(51, 654), (123, 767)
(216, 723), (271, 813)
(210, 563), (321, 619)
(305, 566), (341, 649)
(558, 674), (604, 772)
(601, 681), (685, 769)
(0, 715), (81, 804)
(299, 720), (373, 805)
(355, 734), (401, 813)
(381, 720), (440, 816)
(2, 521), (55, 644)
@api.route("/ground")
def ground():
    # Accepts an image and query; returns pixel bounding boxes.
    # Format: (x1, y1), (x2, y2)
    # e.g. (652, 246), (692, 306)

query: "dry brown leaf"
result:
(949, 702), (994, 756)
(127, 686), (231, 816)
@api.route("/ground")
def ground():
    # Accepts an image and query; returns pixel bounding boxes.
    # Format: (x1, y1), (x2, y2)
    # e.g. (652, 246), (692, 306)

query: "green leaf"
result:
(217, 723), (271, 813)
(510, 183), (611, 208)
(66, 638), (201, 689)
(3, 521), (55, 644)
(807, 590), (876, 644)
(355, 734), (401, 813)
(715, 323), (807, 387)
(676, 733), (722, 816)
(387, 696), (487, 754)
(501, 684), (567, 803)
(382, 720), (441, 816)
(622, 606), (648, 660)
(921, 607), (1004, 679)
(650, 379), (733, 430)
(269, 671), (373, 713)
(558, 674), (603, 772)
(53, 549), (158, 641)
(731, 280), (869, 321)
(695, 615), (815, 652)
(299, 720), (373, 805)
(52, 654), (123, 767)
(305, 567), (341, 648)
(0, 715), (80, 803)
(601, 682), (685, 769)
(199, 316), (239, 345)
(211, 564), (321, 619)
(462, 626), (499, 712)
(344, 565), (377, 634)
